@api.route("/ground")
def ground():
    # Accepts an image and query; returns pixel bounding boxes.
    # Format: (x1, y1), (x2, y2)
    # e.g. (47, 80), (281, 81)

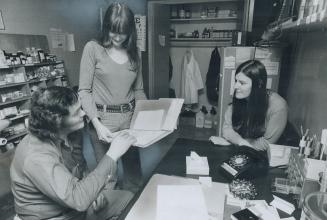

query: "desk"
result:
(120, 138), (301, 219)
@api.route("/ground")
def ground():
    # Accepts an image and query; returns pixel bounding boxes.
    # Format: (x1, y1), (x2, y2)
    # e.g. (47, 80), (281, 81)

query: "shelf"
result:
(270, 12), (327, 32)
(8, 112), (29, 121)
(171, 37), (231, 41)
(6, 130), (28, 141)
(170, 38), (232, 47)
(170, 16), (238, 22)
(0, 61), (64, 70)
(0, 81), (28, 89)
(0, 96), (31, 106)
(28, 75), (65, 84)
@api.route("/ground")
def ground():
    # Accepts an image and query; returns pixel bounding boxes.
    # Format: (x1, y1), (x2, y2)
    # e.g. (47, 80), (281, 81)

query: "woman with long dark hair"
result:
(223, 60), (287, 151)
(79, 3), (147, 169)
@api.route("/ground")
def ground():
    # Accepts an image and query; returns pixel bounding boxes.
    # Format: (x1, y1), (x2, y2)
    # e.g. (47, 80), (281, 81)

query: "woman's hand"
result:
(106, 132), (136, 161)
(238, 139), (252, 148)
(92, 118), (113, 143)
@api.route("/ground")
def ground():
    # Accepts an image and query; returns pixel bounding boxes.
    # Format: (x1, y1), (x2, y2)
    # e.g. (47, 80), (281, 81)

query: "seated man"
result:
(10, 86), (136, 220)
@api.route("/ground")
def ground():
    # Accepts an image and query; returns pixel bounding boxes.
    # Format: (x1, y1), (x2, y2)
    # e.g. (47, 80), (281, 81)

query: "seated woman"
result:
(223, 60), (287, 151)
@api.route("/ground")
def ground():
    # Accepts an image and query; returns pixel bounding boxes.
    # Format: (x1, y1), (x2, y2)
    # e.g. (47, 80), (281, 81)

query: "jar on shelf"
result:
(178, 5), (185, 19)
(185, 6), (191, 19)
(170, 5), (178, 19)
(200, 6), (207, 19)
(37, 49), (45, 63)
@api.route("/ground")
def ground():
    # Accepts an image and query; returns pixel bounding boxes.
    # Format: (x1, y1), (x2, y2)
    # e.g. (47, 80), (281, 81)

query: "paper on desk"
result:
(133, 110), (164, 130)
(270, 195), (295, 215)
(156, 185), (209, 220)
(269, 144), (292, 167)
(125, 174), (227, 220)
(209, 136), (231, 146)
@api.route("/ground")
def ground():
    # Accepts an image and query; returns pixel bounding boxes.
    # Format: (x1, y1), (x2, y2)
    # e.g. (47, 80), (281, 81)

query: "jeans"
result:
(88, 110), (143, 192)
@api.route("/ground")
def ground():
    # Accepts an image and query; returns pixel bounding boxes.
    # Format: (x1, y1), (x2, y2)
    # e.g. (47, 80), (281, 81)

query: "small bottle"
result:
(195, 106), (205, 128)
(210, 106), (217, 127)
(204, 106), (212, 129)
(178, 5), (185, 19)
(31, 47), (39, 63)
(37, 48), (45, 62)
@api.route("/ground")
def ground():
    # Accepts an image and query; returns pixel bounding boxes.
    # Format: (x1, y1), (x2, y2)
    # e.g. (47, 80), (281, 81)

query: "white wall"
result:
(0, 0), (146, 86)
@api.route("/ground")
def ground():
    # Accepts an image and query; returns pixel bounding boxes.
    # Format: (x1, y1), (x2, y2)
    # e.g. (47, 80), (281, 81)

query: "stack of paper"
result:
(269, 144), (292, 167)
(125, 174), (228, 220)
(111, 98), (184, 148)
(156, 185), (209, 220)
(186, 151), (209, 175)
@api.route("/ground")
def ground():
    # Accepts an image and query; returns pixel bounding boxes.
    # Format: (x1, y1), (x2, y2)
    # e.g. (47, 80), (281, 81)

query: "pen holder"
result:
(287, 152), (323, 208)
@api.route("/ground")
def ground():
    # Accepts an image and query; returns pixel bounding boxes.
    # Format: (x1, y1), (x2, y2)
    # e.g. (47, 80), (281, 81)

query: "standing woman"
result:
(79, 3), (146, 170)
(223, 60), (287, 151)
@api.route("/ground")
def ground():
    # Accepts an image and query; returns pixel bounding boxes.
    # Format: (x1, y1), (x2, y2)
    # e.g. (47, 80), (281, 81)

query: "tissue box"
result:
(186, 156), (209, 175)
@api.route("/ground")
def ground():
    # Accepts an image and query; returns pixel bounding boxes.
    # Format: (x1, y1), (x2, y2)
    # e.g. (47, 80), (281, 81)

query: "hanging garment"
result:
(180, 50), (204, 104)
(169, 56), (176, 98)
(205, 46), (221, 104)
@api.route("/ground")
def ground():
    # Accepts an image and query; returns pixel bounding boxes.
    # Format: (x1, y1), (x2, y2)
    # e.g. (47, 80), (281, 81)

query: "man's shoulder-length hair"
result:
(28, 86), (79, 141)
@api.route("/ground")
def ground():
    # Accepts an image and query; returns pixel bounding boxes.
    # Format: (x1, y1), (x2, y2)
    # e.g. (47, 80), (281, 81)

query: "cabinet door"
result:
(148, 2), (170, 99)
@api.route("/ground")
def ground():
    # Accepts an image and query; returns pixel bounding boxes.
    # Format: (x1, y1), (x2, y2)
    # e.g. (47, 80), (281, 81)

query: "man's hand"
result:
(92, 193), (107, 212)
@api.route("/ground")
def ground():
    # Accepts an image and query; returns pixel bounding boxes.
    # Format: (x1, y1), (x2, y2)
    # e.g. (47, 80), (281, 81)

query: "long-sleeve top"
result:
(78, 41), (147, 120)
(223, 91), (288, 151)
(10, 134), (117, 220)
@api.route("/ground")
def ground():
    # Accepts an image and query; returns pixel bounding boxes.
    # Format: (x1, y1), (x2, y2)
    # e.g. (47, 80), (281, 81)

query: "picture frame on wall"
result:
(0, 10), (5, 30)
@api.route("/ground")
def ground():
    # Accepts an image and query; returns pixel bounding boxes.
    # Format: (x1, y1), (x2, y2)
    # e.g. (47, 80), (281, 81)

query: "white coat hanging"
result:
(180, 50), (204, 104)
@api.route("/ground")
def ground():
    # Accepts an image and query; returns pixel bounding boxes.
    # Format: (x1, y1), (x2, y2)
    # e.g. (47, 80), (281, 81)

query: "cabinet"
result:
(0, 61), (67, 152)
(147, 0), (254, 99)
(169, 0), (253, 47)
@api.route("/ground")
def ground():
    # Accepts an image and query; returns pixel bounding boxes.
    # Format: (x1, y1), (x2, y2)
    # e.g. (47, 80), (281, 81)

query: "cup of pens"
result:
(301, 192), (327, 220)
(299, 126), (327, 160)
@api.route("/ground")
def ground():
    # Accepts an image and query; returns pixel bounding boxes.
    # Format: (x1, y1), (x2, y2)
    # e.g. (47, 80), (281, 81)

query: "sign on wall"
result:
(135, 15), (146, 52)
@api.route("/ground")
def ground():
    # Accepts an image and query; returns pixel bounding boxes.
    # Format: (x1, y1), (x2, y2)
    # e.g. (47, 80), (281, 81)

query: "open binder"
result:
(112, 98), (184, 148)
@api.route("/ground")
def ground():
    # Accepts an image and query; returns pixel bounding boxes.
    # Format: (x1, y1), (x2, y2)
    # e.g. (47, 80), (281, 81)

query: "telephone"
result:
(220, 146), (269, 180)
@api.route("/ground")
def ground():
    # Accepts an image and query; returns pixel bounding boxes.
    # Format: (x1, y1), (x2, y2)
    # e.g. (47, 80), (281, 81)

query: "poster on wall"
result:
(0, 10), (5, 30)
(135, 15), (146, 52)
(50, 28), (66, 49)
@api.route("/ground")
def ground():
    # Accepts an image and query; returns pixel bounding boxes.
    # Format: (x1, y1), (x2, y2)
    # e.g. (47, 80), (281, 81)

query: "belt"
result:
(96, 99), (135, 113)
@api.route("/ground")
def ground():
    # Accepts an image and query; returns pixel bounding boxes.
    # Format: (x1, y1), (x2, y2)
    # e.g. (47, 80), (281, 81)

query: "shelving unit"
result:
(269, 1), (327, 32)
(168, 0), (252, 47)
(0, 61), (67, 148)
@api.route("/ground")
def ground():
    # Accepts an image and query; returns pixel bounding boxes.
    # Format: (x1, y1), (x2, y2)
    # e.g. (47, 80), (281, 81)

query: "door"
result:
(148, 2), (170, 99)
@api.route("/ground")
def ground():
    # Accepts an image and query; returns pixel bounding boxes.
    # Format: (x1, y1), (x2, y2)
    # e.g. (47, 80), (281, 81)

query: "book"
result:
(231, 208), (259, 220)
(112, 98), (184, 148)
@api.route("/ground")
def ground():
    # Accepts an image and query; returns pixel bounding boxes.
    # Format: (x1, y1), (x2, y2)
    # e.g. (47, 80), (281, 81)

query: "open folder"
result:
(112, 98), (184, 148)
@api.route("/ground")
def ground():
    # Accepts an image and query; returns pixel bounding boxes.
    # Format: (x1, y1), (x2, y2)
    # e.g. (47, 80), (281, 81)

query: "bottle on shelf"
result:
(31, 47), (39, 63)
(37, 48), (45, 63)
(178, 5), (185, 19)
(200, 6), (207, 19)
(195, 106), (206, 128)
(204, 106), (212, 129)
(210, 106), (217, 127)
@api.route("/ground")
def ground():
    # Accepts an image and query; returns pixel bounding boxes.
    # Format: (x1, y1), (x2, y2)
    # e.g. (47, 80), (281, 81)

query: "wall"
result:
(0, 0), (146, 86)
(284, 30), (327, 138)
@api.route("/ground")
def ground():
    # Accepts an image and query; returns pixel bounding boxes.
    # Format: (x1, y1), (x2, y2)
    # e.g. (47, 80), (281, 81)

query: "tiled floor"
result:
(0, 124), (216, 220)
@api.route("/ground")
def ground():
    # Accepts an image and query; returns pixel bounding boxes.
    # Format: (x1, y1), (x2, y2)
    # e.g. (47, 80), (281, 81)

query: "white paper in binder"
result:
(110, 98), (184, 148)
